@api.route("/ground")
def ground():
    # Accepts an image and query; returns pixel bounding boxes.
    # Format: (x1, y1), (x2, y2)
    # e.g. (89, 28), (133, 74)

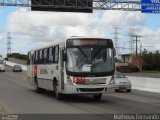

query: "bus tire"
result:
(93, 93), (102, 101)
(53, 80), (63, 100)
(115, 89), (119, 92)
(127, 89), (131, 92)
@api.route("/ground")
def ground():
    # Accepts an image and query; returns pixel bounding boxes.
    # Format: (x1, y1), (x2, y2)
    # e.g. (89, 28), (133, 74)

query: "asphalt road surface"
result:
(0, 66), (160, 119)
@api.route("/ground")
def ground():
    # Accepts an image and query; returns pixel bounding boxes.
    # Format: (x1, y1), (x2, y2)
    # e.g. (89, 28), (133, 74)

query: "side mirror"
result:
(114, 48), (116, 56)
(63, 49), (67, 61)
(4, 57), (8, 61)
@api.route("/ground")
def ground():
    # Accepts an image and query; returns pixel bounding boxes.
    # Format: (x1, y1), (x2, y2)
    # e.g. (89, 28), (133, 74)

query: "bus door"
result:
(27, 52), (34, 86)
(59, 45), (65, 91)
(31, 53), (35, 80)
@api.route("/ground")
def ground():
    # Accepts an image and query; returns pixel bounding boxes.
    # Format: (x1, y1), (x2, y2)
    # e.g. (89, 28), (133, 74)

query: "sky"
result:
(0, 6), (160, 57)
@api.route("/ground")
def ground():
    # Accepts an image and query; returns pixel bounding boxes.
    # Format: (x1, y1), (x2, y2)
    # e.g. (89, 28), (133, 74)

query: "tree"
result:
(142, 49), (160, 70)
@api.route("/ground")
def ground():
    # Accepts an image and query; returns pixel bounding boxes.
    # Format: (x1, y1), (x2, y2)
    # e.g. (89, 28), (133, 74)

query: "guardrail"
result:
(6, 61), (27, 71)
(128, 76), (160, 93)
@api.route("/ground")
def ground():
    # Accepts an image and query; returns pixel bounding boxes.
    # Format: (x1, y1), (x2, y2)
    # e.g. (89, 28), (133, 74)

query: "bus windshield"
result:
(66, 46), (114, 75)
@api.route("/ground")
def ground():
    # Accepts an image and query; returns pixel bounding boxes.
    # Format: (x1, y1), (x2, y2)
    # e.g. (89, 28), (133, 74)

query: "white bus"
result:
(27, 37), (115, 100)
(0, 55), (5, 72)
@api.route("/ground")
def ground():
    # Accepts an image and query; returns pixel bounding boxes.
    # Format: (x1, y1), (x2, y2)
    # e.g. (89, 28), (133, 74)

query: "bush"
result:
(8, 53), (27, 60)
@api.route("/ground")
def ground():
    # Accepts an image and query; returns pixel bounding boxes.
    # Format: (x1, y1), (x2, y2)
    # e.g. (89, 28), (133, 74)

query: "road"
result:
(0, 66), (160, 119)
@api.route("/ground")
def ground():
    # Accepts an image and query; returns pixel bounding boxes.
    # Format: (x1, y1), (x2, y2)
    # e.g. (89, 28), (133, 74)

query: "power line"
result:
(7, 32), (13, 57)
(132, 35), (141, 56)
(128, 28), (135, 54)
(112, 26), (122, 56)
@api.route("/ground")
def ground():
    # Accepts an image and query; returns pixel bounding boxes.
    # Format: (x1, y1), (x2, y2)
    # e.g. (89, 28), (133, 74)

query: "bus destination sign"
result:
(141, 0), (160, 13)
(67, 39), (108, 46)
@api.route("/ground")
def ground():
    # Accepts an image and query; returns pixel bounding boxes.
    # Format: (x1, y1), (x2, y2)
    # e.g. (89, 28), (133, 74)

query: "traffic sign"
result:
(141, 0), (160, 13)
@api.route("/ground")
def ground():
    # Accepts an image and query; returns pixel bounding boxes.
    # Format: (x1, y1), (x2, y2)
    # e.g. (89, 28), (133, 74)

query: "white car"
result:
(110, 71), (132, 92)
(0, 58), (5, 72)
(13, 65), (22, 72)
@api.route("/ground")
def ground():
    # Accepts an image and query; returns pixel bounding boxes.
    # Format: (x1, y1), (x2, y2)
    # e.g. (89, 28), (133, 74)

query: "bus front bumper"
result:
(0, 67), (5, 71)
(61, 84), (108, 94)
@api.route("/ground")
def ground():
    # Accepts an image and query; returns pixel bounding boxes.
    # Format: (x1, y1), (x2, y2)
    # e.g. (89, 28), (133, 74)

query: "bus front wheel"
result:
(53, 81), (63, 100)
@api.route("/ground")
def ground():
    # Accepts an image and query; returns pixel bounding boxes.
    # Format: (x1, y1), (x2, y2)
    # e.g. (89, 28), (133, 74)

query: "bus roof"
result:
(28, 36), (112, 53)
(28, 40), (64, 52)
(68, 36), (111, 40)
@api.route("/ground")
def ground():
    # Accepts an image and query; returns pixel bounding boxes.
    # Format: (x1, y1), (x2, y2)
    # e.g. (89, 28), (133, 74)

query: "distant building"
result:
(121, 54), (131, 63)
(116, 53), (142, 73)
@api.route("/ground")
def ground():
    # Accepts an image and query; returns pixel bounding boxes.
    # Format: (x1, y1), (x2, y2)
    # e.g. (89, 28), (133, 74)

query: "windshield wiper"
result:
(92, 47), (104, 59)
(77, 47), (88, 58)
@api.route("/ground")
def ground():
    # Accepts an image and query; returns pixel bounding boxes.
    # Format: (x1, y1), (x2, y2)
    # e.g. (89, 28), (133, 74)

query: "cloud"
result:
(8, 8), (94, 42)
(139, 27), (160, 51)
(7, 8), (147, 54)
(0, 32), (5, 41)
(0, 32), (6, 57)
(125, 12), (145, 26)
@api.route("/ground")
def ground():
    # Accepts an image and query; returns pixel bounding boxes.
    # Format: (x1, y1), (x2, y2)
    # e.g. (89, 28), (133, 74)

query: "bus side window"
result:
(52, 47), (55, 63)
(44, 48), (48, 64)
(54, 45), (59, 63)
(49, 47), (53, 64)
(34, 51), (36, 64)
(27, 52), (31, 65)
(32, 53), (35, 64)
(37, 50), (40, 64)
(34, 51), (38, 64)
(47, 48), (49, 64)
(39, 50), (43, 64)
(32, 54), (34, 65)
(35, 51), (39, 64)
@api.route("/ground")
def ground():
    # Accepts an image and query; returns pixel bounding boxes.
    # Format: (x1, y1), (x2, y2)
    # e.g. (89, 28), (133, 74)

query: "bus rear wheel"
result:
(34, 80), (44, 93)
(93, 93), (102, 101)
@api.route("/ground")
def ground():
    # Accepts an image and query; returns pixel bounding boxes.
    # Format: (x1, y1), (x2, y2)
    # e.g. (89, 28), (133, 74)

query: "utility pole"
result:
(140, 43), (142, 56)
(132, 35), (141, 56)
(7, 32), (12, 58)
(113, 26), (121, 56)
(128, 28), (135, 54)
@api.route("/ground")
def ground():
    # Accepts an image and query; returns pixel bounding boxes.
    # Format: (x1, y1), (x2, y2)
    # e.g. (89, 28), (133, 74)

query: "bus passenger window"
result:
(27, 52), (31, 65)
(54, 46), (59, 63)
(35, 51), (39, 64)
(44, 48), (48, 64)
(49, 47), (54, 64)
(39, 50), (44, 64)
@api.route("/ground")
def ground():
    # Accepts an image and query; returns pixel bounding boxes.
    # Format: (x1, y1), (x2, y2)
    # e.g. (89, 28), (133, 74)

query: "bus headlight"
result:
(67, 76), (85, 85)
(73, 76), (85, 84)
